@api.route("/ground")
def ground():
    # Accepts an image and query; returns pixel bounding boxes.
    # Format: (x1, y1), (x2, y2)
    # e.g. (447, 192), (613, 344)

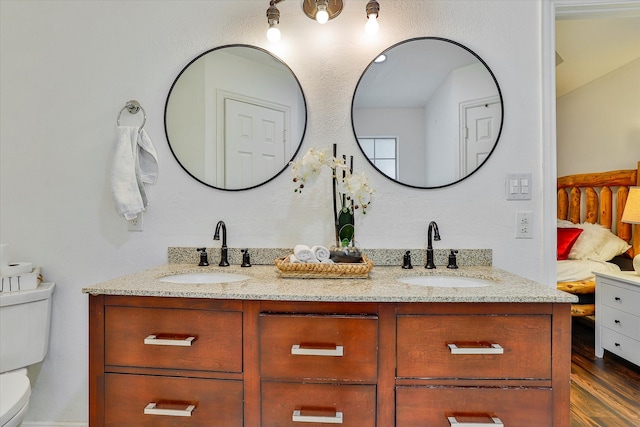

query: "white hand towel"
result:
(137, 128), (158, 184)
(293, 244), (314, 262)
(320, 258), (334, 264)
(134, 128), (158, 209)
(110, 126), (158, 220)
(311, 245), (330, 262)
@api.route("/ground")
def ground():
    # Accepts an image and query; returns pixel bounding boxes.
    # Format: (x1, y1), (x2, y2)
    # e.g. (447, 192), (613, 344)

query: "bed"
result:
(556, 161), (639, 317)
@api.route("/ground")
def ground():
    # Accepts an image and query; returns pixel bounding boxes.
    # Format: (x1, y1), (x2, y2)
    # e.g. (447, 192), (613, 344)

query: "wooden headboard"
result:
(557, 160), (639, 258)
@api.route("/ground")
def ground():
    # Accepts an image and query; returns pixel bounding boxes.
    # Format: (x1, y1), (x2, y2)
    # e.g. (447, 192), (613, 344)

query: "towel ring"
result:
(117, 100), (146, 129)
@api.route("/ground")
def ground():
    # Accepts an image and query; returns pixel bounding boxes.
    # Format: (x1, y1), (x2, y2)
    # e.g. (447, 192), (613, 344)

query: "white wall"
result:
(557, 58), (640, 176)
(0, 1), (546, 424)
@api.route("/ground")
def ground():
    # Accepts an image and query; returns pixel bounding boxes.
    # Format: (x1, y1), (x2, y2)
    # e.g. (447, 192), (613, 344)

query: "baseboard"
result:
(22, 423), (87, 427)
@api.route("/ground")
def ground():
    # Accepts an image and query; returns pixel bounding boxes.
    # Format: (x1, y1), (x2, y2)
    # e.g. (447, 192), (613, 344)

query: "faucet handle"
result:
(447, 250), (459, 269)
(241, 249), (252, 268)
(197, 247), (209, 266)
(402, 250), (413, 269)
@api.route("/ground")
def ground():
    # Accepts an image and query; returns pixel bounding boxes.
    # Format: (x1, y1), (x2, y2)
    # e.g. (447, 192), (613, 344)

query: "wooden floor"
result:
(570, 318), (640, 426)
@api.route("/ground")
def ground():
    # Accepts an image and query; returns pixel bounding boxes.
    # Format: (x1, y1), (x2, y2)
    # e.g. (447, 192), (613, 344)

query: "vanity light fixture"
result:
(621, 186), (640, 274)
(266, 0), (282, 42)
(365, 0), (380, 35)
(302, 0), (343, 24)
(266, 0), (381, 42)
(313, 0), (331, 24)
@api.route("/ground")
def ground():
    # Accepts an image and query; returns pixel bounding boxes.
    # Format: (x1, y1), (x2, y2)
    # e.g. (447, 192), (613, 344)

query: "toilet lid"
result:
(0, 372), (31, 426)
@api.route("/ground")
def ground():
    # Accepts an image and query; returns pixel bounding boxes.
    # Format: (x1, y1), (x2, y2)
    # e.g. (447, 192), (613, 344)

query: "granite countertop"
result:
(83, 263), (578, 303)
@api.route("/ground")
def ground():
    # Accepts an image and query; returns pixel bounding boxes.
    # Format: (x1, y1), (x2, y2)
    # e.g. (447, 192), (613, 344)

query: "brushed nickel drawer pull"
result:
(448, 343), (504, 354)
(292, 409), (343, 424)
(291, 344), (344, 357)
(144, 335), (196, 347)
(144, 402), (195, 417)
(448, 416), (504, 426)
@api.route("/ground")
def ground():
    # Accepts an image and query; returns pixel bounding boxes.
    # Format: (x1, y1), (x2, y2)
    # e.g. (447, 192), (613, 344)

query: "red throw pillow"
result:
(557, 228), (583, 260)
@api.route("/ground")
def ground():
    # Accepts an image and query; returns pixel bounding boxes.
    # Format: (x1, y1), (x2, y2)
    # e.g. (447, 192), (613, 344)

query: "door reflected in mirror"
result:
(165, 45), (307, 190)
(352, 37), (503, 189)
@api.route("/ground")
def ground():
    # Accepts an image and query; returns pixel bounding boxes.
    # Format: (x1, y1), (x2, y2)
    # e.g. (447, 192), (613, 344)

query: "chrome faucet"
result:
(425, 221), (440, 269)
(213, 220), (230, 266)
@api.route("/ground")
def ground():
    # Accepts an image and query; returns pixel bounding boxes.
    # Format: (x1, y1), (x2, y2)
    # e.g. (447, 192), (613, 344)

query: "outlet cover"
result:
(515, 211), (532, 239)
(128, 213), (143, 231)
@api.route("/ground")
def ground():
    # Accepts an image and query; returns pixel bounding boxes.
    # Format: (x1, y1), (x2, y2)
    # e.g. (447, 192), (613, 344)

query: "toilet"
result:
(0, 282), (55, 427)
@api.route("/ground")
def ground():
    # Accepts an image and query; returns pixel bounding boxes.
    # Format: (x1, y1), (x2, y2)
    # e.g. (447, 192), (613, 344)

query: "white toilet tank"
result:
(0, 282), (55, 373)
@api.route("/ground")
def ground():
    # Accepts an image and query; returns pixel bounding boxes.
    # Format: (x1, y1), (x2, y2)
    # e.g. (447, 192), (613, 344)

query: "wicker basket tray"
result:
(275, 254), (374, 278)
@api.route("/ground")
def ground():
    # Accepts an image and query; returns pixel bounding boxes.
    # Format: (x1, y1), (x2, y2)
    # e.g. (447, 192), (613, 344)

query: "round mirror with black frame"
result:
(165, 44), (307, 190)
(351, 37), (503, 189)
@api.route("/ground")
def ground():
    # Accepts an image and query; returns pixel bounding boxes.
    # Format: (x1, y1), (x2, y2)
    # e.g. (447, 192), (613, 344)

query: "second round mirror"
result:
(352, 37), (503, 189)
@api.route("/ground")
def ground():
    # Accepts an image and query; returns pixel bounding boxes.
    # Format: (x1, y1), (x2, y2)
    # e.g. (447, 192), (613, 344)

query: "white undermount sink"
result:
(398, 276), (494, 288)
(159, 272), (252, 284)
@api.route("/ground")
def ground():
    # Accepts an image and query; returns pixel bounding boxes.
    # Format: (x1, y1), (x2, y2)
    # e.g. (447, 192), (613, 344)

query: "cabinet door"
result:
(396, 386), (552, 426)
(260, 314), (378, 381)
(105, 374), (242, 426)
(397, 315), (551, 379)
(105, 306), (242, 372)
(262, 381), (376, 426)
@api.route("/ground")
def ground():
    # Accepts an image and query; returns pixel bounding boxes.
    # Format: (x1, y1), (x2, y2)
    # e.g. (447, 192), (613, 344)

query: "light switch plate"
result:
(506, 173), (532, 200)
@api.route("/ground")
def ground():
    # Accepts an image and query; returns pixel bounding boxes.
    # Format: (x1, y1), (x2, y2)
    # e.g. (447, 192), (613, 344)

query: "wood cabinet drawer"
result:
(397, 315), (551, 379)
(105, 373), (242, 427)
(262, 381), (376, 426)
(105, 306), (242, 372)
(599, 305), (640, 340)
(396, 386), (552, 426)
(600, 281), (640, 315)
(259, 314), (377, 381)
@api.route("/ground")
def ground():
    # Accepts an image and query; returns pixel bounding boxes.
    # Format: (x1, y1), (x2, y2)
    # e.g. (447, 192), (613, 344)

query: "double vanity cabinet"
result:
(85, 264), (576, 426)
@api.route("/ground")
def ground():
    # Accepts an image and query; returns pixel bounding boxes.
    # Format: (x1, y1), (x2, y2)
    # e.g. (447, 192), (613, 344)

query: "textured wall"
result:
(0, 1), (545, 423)
(557, 58), (640, 176)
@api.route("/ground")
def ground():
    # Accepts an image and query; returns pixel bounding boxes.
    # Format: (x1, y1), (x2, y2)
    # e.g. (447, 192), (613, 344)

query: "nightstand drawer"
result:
(259, 314), (378, 381)
(396, 386), (552, 426)
(600, 280), (640, 315)
(105, 306), (242, 372)
(601, 327), (640, 366)
(105, 373), (242, 426)
(599, 305), (640, 340)
(397, 315), (551, 379)
(262, 381), (376, 426)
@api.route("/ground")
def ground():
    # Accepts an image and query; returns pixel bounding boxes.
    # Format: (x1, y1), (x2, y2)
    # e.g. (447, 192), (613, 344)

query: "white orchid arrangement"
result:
(290, 146), (374, 215)
(290, 145), (374, 247)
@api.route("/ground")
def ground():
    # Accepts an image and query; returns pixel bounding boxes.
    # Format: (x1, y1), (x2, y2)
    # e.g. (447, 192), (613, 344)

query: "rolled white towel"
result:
(293, 244), (313, 262)
(289, 254), (302, 264)
(311, 245), (330, 261)
(320, 258), (334, 264)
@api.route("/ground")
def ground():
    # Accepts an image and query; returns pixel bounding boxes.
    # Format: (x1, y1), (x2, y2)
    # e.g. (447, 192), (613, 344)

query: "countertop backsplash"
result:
(168, 247), (492, 267)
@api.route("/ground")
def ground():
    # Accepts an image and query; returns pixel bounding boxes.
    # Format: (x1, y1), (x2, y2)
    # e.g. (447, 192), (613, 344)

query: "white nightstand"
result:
(595, 271), (640, 366)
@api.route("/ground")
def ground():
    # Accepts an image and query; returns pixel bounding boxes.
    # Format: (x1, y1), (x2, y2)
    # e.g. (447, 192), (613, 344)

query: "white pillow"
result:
(557, 219), (631, 261)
